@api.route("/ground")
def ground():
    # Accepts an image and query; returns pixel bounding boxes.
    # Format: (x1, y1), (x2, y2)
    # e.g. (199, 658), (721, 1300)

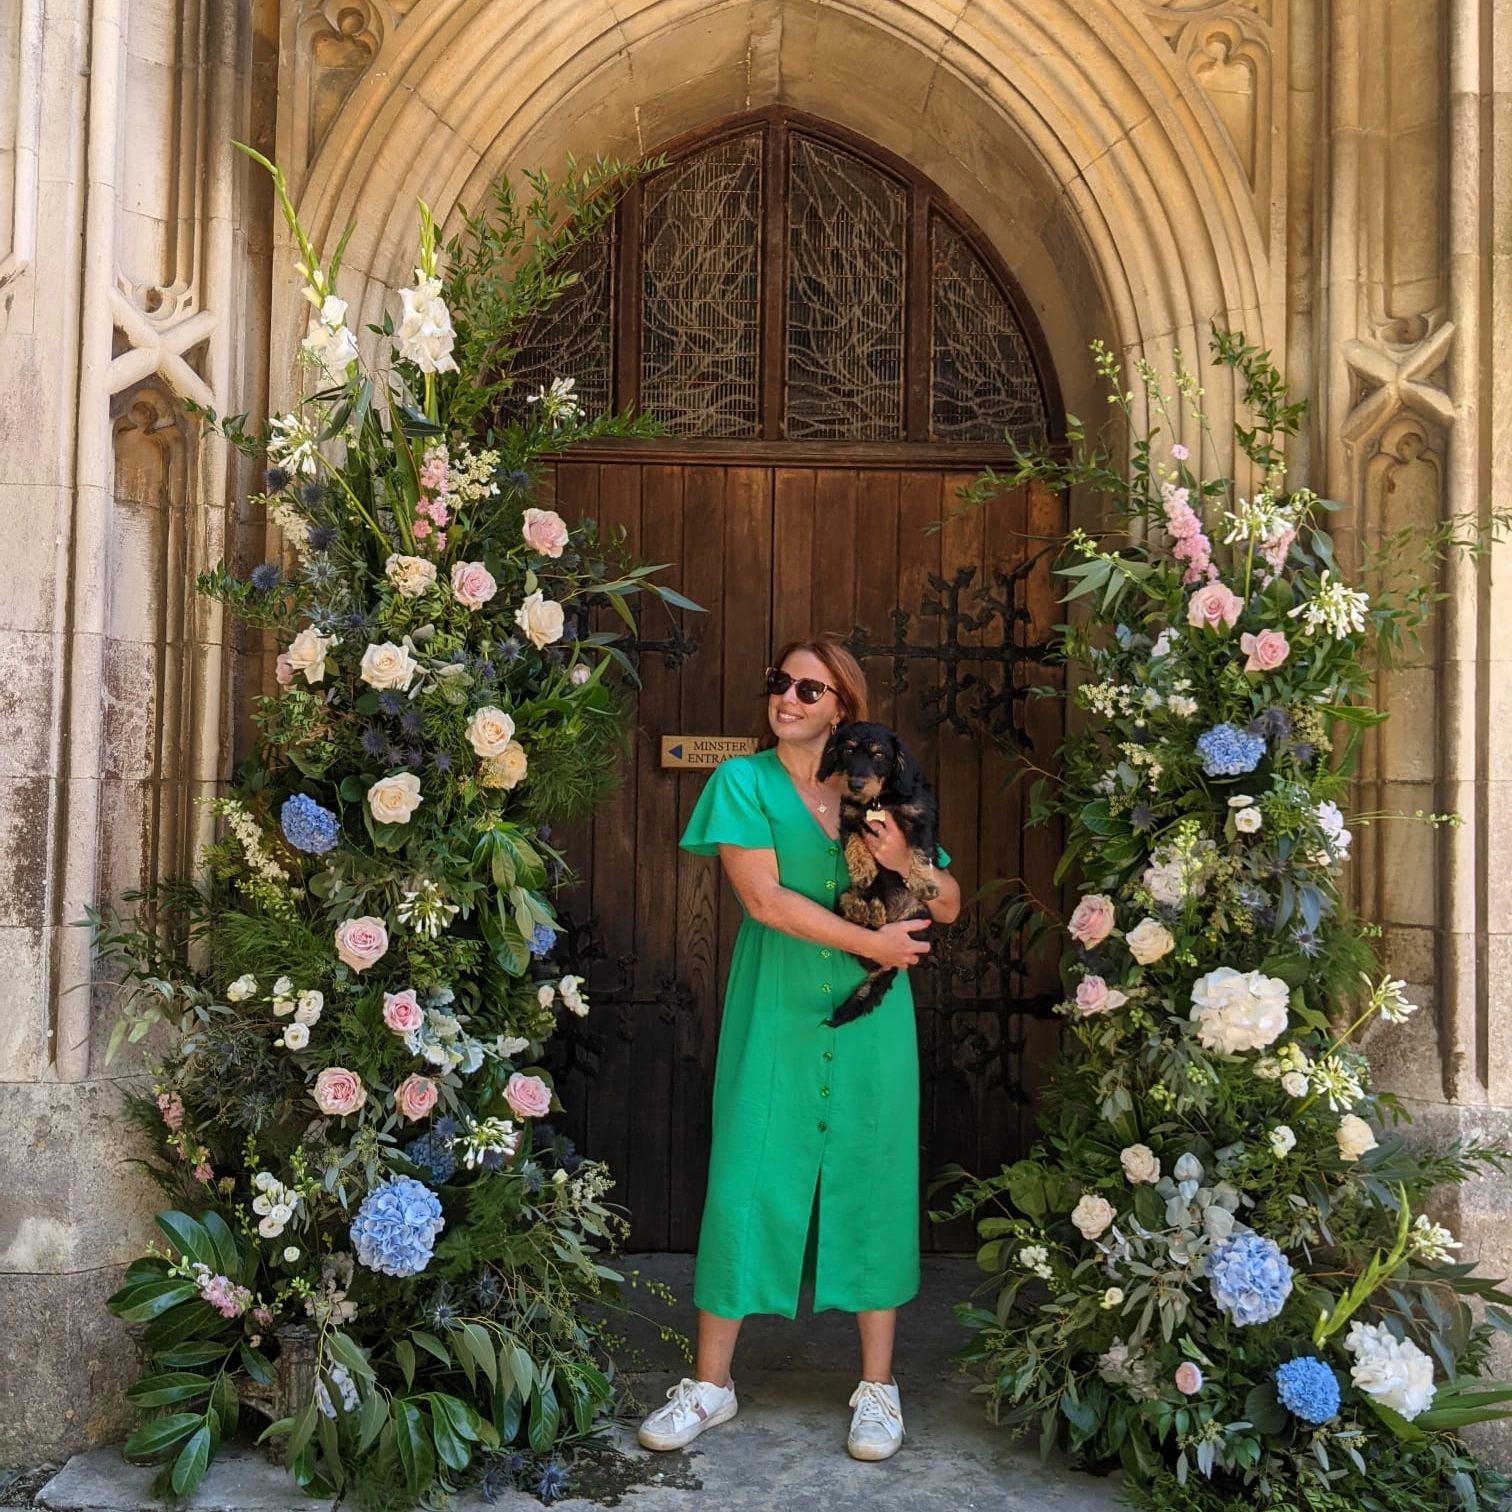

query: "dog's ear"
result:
(890, 737), (922, 799)
(817, 726), (843, 783)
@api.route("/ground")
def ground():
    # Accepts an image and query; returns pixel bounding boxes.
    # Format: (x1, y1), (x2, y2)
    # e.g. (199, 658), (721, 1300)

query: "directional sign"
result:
(660, 735), (759, 770)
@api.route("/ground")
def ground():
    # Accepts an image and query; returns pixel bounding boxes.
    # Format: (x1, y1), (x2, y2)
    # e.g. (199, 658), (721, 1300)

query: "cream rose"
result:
(367, 772), (423, 825)
(1240, 627), (1290, 673)
(1120, 1144), (1161, 1185)
(466, 705), (517, 759)
(1074, 975), (1128, 1016)
(1071, 1193), (1116, 1240)
(1186, 581), (1244, 631)
(450, 560), (498, 611)
(385, 554), (437, 598)
(359, 640), (418, 691)
(1336, 1114), (1379, 1163)
(287, 626), (334, 684)
(334, 916), (389, 972)
(1126, 917), (1176, 966)
(522, 508), (570, 558)
(1269, 1125), (1297, 1157)
(504, 1072), (553, 1120)
(515, 590), (565, 649)
(312, 1066), (366, 1116)
(394, 1073), (439, 1122)
(480, 740), (529, 791)
(1067, 893), (1116, 948)
(382, 988), (424, 1035)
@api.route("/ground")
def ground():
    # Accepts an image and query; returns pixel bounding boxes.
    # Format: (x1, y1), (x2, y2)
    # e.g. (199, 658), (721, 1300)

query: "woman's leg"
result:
(695, 1310), (744, 1387)
(856, 1307), (896, 1382)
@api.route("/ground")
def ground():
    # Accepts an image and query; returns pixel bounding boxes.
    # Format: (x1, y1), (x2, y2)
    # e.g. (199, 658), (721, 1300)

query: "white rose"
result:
(272, 996), (294, 1018)
(1234, 807), (1264, 834)
(515, 590), (565, 649)
(258, 1214), (285, 1239)
(1269, 1125), (1297, 1157)
(385, 554), (437, 599)
(359, 640), (418, 692)
(1101, 1287), (1125, 1310)
(1345, 1321), (1435, 1420)
(1189, 967), (1290, 1054)
(466, 706), (517, 759)
(227, 974), (258, 1003)
(480, 741), (529, 791)
(1120, 1144), (1161, 1185)
(558, 974), (588, 1017)
(368, 772), (423, 825)
(1071, 1193), (1116, 1240)
(286, 627), (334, 685)
(283, 1245), (301, 1263)
(1126, 917), (1176, 966)
(1336, 1114), (1378, 1163)
(1281, 1070), (1310, 1097)
(395, 271), (459, 374)
(281, 1022), (310, 1050)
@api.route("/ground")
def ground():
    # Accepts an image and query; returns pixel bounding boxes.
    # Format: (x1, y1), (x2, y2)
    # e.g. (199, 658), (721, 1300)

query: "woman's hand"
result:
(866, 918), (932, 970)
(860, 809), (914, 875)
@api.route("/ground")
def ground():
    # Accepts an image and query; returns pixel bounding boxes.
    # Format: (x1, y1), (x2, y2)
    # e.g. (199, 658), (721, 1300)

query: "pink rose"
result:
(313, 1066), (366, 1116)
(1240, 628), (1290, 674)
(1067, 893), (1116, 948)
(275, 652), (294, 687)
(382, 988), (424, 1035)
(522, 508), (571, 559)
(1075, 975), (1130, 1016)
(334, 916), (389, 972)
(450, 560), (498, 610)
(1186, 581), (1243, 630)
(1174, 1362), (1204, 1395)
(394, 1073), (438, 1122)
(504, 1071), (552, 1120)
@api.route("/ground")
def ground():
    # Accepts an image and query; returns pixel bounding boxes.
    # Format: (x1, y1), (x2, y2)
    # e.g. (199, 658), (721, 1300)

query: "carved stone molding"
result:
(0, 0), (43, 291)
(1341, 320), (1456, 447)
(107, 285), (217, 407)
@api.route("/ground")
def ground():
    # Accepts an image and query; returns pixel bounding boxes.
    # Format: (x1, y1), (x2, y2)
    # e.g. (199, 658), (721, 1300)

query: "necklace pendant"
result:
(816, 800), (828, 813)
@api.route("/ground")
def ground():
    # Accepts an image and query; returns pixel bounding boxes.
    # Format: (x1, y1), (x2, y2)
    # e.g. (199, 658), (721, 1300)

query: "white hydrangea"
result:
(1344, 1321), (1435, 1420)
(1189, 967), (1289, 1054)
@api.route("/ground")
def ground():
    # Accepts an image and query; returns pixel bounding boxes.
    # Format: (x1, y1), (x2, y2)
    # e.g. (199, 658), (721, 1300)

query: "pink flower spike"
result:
(412, 518), (432, 539)
(1172, 444), (1190, 462)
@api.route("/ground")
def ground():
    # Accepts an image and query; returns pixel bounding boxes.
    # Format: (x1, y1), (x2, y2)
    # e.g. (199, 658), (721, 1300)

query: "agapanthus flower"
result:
(525, 376), (583, 428)
(279, 794), (340, 854)
(1289, 570), (1370, 639)
(1205, 1230), (1294, 1325)
(1196, 723), (1267, 777)
(1275, 1356), (1340, 1424)
(350, 1176), (445, 1277)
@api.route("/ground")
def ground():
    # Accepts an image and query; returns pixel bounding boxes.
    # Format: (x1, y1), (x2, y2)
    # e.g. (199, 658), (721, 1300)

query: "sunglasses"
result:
(765, 666), (838, 705)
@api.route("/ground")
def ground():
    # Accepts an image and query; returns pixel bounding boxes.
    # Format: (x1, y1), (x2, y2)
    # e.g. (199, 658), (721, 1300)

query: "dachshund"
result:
(816, 721), (940, 1026)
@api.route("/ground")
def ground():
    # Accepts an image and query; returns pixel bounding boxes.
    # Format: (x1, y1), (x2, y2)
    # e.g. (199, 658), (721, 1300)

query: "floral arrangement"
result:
(937, 332), (1512, 1511)
(93, 148), (692, 1504)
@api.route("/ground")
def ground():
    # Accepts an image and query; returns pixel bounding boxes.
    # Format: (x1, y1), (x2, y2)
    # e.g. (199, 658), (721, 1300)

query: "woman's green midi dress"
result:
(680, 747), (949, 1319)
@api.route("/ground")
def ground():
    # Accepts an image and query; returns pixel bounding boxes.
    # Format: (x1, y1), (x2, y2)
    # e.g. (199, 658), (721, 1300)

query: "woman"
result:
(637, 634), (961, 1462)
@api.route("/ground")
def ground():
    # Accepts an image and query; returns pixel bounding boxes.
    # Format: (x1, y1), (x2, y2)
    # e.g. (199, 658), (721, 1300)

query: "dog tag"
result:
(865, 806), (885, 826)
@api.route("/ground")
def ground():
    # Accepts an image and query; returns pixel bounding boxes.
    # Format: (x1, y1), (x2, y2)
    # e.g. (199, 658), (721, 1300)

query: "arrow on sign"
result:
(669, 744), (683, 760)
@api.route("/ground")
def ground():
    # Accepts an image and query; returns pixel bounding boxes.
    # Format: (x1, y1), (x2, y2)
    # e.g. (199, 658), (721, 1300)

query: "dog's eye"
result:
(868, 745), (885, 758)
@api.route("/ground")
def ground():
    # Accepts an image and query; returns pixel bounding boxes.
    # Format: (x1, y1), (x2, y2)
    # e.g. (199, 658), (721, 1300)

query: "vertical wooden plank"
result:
(853, 471), (900, 732)
(771, 469), (816, 651)
(810, 469), (858, 640)
(669, 464), (728, 1250)
(625, 464), (686, 1249)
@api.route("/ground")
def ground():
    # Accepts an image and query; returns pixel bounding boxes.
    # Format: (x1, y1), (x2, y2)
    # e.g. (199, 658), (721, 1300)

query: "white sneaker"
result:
(846, 1378), (904, 1461)
(637, 1376), (739, 1451)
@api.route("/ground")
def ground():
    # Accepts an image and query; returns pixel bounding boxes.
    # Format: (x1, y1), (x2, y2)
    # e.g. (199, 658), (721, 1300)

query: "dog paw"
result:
(867, 897), (889, 929)
(840, 893), (871, 925)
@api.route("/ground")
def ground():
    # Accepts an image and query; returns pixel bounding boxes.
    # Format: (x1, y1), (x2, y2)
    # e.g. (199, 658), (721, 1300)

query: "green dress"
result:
(680, 747), (949, 1319)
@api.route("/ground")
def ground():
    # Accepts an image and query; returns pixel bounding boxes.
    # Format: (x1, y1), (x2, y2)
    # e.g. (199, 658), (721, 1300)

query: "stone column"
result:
(0, 0), (267, 1463)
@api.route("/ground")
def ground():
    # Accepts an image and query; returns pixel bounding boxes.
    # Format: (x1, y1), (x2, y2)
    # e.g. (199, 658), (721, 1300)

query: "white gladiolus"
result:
(301, 290), (359, 375)
(395, 270), (458, 374)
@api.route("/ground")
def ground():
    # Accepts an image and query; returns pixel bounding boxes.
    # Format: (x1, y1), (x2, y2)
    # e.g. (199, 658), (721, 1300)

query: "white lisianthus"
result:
(466, 706), (516, 759)
(227, 974), (258, 1003)
(1101, 1287), (1125, 1310)
(1281, 1070), (1310, 1097)
(395, 270), (458, 374)
(1234, 806), (1264, 834)
(1189, 967), (1290, 1054)
(280, 1022), (311, 1051)
(1336, 1114), (1378, 1162)
(286, 627), (334, 685)
(1344, 1321), (1435, 1420)
(558, 974), (588, 1017)
(1269, 1125), (1297, 1157)
(258, 1214), (285, 1239)
(368, 772), (424, 825)
(359, 641), (418, 692)
(385, 554), (437, 599)
(1071, 1193), (1116, 1241)
(1314, 800), (1353, 859)
(1126, 917), (1176, 966)
(1120, 1144), (1161, 1185)
(295, 990), (324, 1026)
(515, 590), (566, 649)
(283, 1245), (301, 1263)
(273, 976), (293, 997)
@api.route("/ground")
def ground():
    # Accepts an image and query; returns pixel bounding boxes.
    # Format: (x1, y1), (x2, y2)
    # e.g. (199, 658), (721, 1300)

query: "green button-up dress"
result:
(680, 747), (949, 1319)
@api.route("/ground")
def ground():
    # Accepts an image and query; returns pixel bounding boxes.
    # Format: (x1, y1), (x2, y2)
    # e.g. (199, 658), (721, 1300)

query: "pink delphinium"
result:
(193, 1263), (253, 1319)
(193, 1162), (214, 1183)
(1162, 481), (1216, 584)
(157, 1092), (185, 1131)
(418, 447), (449, 493)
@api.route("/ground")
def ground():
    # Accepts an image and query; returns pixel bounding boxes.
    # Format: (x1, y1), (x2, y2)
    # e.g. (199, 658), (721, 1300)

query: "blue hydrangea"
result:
(350, 1176), (445, 1277)
(405, 1128), (458, 1184)
(280, 794), (340, 854)
(1206, 1231), (1294, 1326)
(1196, 722), (1267, 777)
(1275, 1356), (1340, 1424)
(529, 923), (558, 959)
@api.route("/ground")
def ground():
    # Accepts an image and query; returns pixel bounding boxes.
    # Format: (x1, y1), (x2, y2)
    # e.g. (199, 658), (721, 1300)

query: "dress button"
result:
(821, 984), (831, 993)
(820, 949), (831, 959)
(817, 1121), (828, 1133)
(820, 1086), (830, 1097)
(825, 880), (836, 890)
(823, 1050), (833, 1062)
(828, 846), (838, 857)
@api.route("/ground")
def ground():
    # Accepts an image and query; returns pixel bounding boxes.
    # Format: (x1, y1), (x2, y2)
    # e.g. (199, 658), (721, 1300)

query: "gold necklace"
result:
(780, 755), (830, 814)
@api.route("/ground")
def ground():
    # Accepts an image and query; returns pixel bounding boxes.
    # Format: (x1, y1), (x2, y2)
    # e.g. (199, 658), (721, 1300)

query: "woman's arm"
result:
(718, 845), (932, 970)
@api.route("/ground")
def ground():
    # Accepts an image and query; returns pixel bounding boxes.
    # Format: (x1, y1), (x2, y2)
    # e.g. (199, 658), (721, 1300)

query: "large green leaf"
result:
(108, 1277), (198, 1322)
(153, 1212), (216, 1271)
(527, 1384), (561, 1453)
(199, 1210), (243, 1281)
(426, 1394), (471, 1472)
(122, 1412), (202, 1461)
(394, 1399), (436, 1498)
(169, 1421), (213, 1496)
(126, 1372), (213, 1408)
(144, 1298), (220, 1349)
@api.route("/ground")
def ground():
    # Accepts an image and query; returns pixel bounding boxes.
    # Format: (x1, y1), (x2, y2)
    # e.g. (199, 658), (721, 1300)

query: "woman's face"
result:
(768, 650), (842, 744)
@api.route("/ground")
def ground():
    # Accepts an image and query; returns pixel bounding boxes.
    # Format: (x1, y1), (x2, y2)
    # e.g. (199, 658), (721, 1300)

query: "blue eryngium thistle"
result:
(249, 561), (281, 592)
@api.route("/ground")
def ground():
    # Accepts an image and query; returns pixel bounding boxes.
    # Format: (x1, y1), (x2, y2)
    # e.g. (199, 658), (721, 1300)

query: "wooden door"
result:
(543, 456), (1064, 1251)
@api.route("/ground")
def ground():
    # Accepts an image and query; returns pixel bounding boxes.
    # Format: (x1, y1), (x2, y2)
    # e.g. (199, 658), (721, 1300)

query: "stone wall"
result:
(1, 0), (1507, 1467)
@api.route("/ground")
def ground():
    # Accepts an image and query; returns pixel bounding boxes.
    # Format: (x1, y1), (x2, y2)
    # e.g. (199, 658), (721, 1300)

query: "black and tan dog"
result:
(817, 721), (941, 1026)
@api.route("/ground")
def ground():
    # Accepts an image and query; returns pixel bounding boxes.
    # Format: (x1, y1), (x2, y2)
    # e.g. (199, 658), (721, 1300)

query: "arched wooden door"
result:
(534, 109), (1066, 1251)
